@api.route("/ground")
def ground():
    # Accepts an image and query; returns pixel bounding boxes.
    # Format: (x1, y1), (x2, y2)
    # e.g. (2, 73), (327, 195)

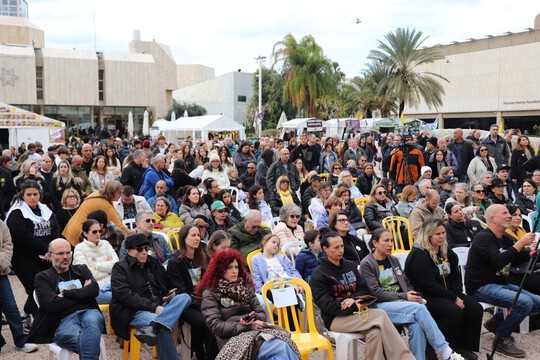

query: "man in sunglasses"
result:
(208, 201), (237, 237)
(119, 211), (172, 265)
(111, 233), (191, 357)
(228, 209), (270, 260)
(28, 238), (104, 358)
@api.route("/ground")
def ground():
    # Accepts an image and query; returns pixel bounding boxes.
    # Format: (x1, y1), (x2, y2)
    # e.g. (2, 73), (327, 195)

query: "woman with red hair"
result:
(198, 249), (299, 359)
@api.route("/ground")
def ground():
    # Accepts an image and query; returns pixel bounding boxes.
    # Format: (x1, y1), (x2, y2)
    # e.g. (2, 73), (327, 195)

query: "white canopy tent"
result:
(153, 115), (246, 142)
(278, 117), (331, 130)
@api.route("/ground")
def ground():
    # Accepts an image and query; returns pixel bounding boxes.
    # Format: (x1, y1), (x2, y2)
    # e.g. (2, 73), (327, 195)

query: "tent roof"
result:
(0, 102), (65, 128)
(165, 115), (245, 131)
(280, 117), (330, 129)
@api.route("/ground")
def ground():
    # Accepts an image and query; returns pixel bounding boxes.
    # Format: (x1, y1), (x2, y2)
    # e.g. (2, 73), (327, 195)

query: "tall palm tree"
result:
(272, 34), (343, 117)
(368, 27), (448, 117)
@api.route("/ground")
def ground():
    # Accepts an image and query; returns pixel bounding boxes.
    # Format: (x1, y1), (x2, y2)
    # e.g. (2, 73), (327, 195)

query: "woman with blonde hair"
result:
(269, 175), (301, 216)
(89, 155), (114, 192)
(337, 170), (362, 199)
(50, 159), (82, 209)
(56, 188), (81, 233)
(445, 183), (478, 217)
(405, 219), (482, 359)
(396, 185), (418, 218)
(364, 183), (400, 232)
(308, 182), (333, 223)
(13, 159), (48, 193)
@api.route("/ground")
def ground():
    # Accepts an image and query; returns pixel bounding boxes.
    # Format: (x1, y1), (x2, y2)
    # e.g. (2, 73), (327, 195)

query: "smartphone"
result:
(413, 292), (422, 297)
(167, 288), (177, 296)
(241, 313), (256, 322)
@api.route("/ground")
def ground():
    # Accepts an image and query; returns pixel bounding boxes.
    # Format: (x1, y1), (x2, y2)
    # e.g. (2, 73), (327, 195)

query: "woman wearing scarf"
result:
(198, 249), (299, 359)
(269, 175), (300, 216)
(6, 179), (60, 319)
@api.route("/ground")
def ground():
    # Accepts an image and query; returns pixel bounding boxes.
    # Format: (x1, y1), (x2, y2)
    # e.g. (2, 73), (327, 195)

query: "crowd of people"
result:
(0, 125), (540, 359)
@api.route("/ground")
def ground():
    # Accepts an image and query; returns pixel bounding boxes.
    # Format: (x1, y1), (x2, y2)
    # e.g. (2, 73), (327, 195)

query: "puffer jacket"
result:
(202, 168), (230, 190)
(178, 202), (212, 224)
(364, 201), (399, 231)
(408, 199), (445, 239)
(272, 222), (304, 250)
(73, 239), (119, 286)
(201, 285), (265, 349)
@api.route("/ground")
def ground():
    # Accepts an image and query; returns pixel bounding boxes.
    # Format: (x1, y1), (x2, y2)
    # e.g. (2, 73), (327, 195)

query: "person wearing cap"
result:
(301, 174), (321, 214)
(228, 209), (271, 260)
(444, 203), (483, 248)
(448, 129), (475, 182)
(489, 178), (512, 206)
(482, 124), (510, 168)
(389, 135), (425, 192)
(201, 152), (230, 190)
(415, 166), (440, 193)
(139, 154), (174, 200)
(409, 189), (446, 239)
(439, 175), (458, 207)
(111, 233), (191, 358)
(208, 200), (238, 237)
(494, 164), (515, 202)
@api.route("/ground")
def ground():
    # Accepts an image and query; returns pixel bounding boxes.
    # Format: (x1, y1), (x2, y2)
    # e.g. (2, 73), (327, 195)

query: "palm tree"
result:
(368, 27), (448, 117)
(272, 34), (343, 117)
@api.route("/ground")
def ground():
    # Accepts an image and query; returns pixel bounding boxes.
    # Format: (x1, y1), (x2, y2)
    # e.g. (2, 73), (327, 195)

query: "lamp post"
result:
(255, 55), (266, 138)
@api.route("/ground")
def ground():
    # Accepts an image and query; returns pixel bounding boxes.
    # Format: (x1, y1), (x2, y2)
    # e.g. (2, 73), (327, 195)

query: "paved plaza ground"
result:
(2, 274), (540, 359)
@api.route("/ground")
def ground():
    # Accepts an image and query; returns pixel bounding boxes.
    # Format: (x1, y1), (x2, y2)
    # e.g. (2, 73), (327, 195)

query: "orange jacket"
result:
(389, 148), (425, 185)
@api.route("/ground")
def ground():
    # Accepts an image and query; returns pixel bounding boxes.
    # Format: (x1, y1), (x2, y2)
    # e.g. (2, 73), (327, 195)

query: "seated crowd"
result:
(1, 126), (540, 359)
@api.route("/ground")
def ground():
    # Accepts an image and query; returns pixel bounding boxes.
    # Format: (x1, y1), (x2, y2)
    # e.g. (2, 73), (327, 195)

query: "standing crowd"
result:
(0, 124), (540, 359)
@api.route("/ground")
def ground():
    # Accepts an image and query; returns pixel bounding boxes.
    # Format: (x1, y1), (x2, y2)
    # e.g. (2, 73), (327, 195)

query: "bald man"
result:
(409, 189), (445, 239)
(146, 180), (178, 215)
(28, 238), (104, 357)
(70, 155), (92, 195)
(448, 128), (475, 182)
(80, 143), (94, 176)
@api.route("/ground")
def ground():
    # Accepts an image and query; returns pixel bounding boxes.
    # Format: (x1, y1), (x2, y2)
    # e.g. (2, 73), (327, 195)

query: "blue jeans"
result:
(96, 290), (112, 304)
(53, 309), (105, 360)
(256, 338), (297, 360)
(377, 301), (448, 360)
(475, 283), (540, 339)
(130, 293), (191, 360)
(0, 275), (27, 348)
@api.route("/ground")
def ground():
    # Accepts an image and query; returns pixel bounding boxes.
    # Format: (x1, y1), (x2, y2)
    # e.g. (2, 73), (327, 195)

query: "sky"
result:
(29, 0), (540, 78)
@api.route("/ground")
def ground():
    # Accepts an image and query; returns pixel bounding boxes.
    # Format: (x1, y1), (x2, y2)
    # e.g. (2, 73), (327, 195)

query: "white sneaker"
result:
(446, 352), (465, 360)
(16, 343), (38, 353)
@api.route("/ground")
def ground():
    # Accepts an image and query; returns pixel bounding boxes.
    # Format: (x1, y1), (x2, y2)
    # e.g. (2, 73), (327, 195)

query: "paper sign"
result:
(271, 286), (298, 308)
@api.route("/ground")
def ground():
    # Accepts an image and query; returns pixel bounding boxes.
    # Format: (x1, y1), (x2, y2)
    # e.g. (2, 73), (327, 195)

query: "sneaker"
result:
(493, 338), (526, 358)
(446, 352), (465, 360)
(1, 316), (7, 325)
(454, 349), (478, 360)
(16, 343), (38, 353)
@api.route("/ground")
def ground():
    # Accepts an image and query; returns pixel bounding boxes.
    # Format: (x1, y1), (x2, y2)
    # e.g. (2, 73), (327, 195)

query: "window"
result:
(237, 95), (247, 102)
(98, 69), (104, 101)
(36, 66), (43, 100)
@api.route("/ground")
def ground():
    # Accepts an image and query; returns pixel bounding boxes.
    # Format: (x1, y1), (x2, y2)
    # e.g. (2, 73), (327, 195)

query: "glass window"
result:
(237, 95), (247, 102)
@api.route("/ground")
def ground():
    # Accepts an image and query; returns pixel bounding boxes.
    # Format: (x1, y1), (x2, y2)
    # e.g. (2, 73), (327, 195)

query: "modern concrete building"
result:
(0, 0), (28, 18)
(173, 71), (253, 126)
(404, 14), (540, 132)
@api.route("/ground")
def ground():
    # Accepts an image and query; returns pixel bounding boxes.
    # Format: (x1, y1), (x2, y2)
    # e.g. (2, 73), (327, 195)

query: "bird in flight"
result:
(356, 18), (361, 24)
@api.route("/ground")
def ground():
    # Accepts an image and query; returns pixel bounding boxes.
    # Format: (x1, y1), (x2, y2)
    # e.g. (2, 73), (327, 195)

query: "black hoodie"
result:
(310, 257), (371, 329)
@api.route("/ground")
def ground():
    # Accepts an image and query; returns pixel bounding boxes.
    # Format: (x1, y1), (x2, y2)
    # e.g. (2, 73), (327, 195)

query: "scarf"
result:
(217, 278), (251, 303)
(5, 199), (52, 223)
(277, 189), (294, 205)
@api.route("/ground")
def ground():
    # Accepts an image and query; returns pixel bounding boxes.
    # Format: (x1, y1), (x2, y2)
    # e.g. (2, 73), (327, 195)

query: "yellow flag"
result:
(400, 112), (405, 124)
(499, 121), (504, 134)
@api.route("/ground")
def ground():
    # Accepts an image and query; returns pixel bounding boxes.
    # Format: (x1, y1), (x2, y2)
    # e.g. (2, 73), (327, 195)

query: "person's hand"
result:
(84, 279), (92, 287)
(512, 179), (518, 184)
(237, 183), (243, 189)
(517, 233), (535, 250)
(473, 206), (481, 212)
(249, 320), (267, 330)
(406, 291), (423, 303)
(155, 306), (164, 314)
(455, 297), (465, 309)
(163, 291), (175, 303)
(239, 311), (256, 326)
(340, 298), (356, 310)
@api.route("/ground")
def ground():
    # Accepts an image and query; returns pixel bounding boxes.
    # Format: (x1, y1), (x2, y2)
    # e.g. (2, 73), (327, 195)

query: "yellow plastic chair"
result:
(98, 303), (114, 335)
(382, 216), (413, 253)
(318, 173), (329, 182)
(261, 277), (333, 360)
(246, 249), (285, 274)
(166, 228), (181, 250)
(354, 197), (370, 218)
(123, 327), (158, 360)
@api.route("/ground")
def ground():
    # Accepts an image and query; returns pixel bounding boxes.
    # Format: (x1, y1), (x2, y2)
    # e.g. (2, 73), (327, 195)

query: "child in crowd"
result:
(295, 230), (325, 282)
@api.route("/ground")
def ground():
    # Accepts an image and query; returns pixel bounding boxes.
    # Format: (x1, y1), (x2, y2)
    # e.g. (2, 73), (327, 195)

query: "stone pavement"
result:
(2, 274), (540, 359)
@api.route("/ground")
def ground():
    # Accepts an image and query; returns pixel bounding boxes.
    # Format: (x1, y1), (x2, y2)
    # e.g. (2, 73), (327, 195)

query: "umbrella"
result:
(171, 111), (176, 121)
(128, 111), (134, 139)
(142, 110), (149, 135)
(184, 110), (189, 118)
(276, 111), (287, 129)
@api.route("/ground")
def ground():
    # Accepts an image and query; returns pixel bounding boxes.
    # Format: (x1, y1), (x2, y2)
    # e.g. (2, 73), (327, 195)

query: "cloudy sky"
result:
(29, 0), (539, 78)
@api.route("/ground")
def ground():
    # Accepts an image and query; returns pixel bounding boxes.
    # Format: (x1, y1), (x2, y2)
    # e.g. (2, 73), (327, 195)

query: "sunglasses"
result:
(144, 218), (156, 223)
(289, 214), (300, 219)
(134, 246), (148, 253)
(474, 190), (485, 194)
(280, 180), (289, 184)
(334, 167), (342, 170)
(479, 149), (488, 152)
(89, 229), (100, 234)
(214, 209), (227, 213)
(336, 218), (349, 223)
(377, 191), (387, 195)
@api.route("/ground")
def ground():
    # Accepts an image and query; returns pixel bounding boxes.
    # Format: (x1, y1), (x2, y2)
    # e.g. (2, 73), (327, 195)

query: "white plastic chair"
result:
(228, 186), (240, 209)
(33, 291), (107, 360)
(392, 252), (408, 270)
(304, 218), (316, 231)
(521, 214), (533, 232)
(122, 218), (136, 231)
(281, 240), (305, 267)
(269, 217), (280, 230)
(326, 331), (365, 360)
(180, 322), (191, 360)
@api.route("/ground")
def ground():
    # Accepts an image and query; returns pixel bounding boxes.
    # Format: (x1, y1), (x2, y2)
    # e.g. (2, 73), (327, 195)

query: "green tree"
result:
(272, 34), (344, 117)
(368, 27), (448, 117)
(166, 100), (207, 120)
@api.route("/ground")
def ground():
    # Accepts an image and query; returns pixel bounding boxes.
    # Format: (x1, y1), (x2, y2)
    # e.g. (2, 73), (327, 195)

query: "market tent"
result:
(279, 117), (331, 130)
(161, 115), (246, 141)
(0, 102), (65, 149)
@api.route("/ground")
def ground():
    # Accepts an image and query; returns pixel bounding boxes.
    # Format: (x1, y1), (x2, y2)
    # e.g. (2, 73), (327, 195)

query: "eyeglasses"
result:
(51, 251), (72, 256)
(479, 149), (488, 152)
(280, 180), (289, 184)
(289, 214), (300, 219)
(247, 223), (260, 229)
(377, 191), (387, 195)
(336, 218), (349, 223)
(134, 246), (148, 253)
(247, 166), (255, 169)
(67, 195), (77, 198)
(144, 218), (156, 223)
(89, 229), (100, 234)
(474, 190), (485, 194)
(214, 209), (227, 213)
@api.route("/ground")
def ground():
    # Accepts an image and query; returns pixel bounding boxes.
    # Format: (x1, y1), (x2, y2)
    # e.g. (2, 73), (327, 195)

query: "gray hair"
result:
(419, 179), (432, 189)
(133, 149), (145, 159)
(279, 204), (301, 222)
(244, 209), (262, 221)
(151, 154), (166, 164)
(136, 210), (154, 222)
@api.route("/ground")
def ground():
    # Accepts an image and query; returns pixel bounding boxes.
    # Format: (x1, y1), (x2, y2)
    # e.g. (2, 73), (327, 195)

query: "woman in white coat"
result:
(467, 144), (497, 185)
(201, 152), (230, 190)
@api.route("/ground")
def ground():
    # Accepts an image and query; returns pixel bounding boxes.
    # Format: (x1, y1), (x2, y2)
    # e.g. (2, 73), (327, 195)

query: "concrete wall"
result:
(0, 44), (36, 103)
(176, 64), (215, 88)
(0, 15), (44, 47)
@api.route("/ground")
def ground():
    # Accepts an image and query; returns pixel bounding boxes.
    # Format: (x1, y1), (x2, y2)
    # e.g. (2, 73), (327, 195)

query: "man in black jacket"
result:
(28, 238), (104, 357)
(266, 148), (300, 193)
(111, 233), (191, 357)
(291, 134), (318, 171)
(465, 204), (539, 358)
(120, 149), (146, 194)
(301, 175), (320, 214)
(448, 129), (475, 182)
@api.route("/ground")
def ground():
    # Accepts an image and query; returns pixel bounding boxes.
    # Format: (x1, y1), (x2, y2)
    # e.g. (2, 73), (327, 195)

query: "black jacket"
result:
(0, 167), (16, 219)
(464, 229), (528, 295)
(448, 139), (475, 178)
(363, 201), (399, 231)
(341, 233), (370, 266)
(171, 170), (198, 195)
(110, 255), (171, 340)
(301, 186), (317, 215)
(356, 173), (380, 197)
(266, 160), (300, 193)
(120, 161), (145, 194)
(167, 255), (209, 299)
(310, 257), (371, 329)
(515, 193), (536, 216)
(445, 219), (482, 248)
(28, 265), (101, 343)
(511, 149), (536, 183)
(269, 190), (301, 216)
(291, 144), (318, 171)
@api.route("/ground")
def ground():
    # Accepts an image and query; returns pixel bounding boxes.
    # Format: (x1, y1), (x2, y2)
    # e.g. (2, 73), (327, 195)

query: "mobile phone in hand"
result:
(241, 313), (256, 322)
(413, 292), (422, 297)
(167, 288), (177, 296)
